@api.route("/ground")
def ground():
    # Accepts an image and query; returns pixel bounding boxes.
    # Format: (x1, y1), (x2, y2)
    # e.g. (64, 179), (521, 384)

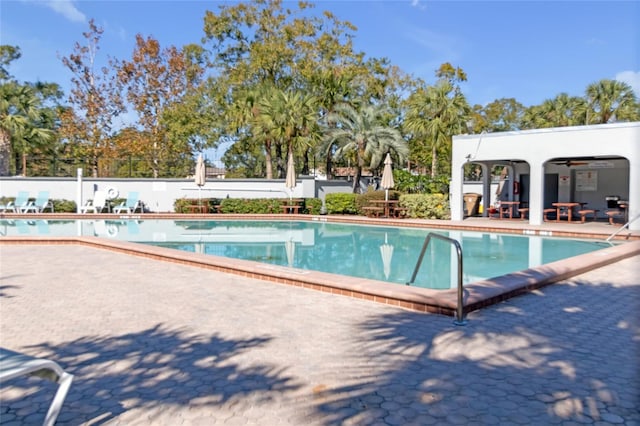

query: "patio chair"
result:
(0, 347), (74, 426)
(80, 190), (108, 213)
(5, 191), (30, 213)
(113, 192), (143, 214)
(23, 191), (54, 213)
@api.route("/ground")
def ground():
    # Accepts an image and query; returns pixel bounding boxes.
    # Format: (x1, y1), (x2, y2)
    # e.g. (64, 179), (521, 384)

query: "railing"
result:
(407, 232), (467, 325)
(606, 213), (640, 242)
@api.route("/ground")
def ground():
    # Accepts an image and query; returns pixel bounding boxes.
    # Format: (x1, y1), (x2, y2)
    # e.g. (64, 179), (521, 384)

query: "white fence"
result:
(0, 172), (353, 213)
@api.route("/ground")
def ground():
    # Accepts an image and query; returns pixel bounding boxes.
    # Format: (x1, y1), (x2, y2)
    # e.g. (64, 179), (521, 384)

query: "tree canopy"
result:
(1, 0), (639, 180)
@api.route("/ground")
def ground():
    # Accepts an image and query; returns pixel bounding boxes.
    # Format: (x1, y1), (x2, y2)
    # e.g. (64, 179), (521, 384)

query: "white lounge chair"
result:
(80, 190), (108, 213)
(6, 191), (31, 213)
(23, 191), (54, 213)
(113, 191), (143, 214)
(0, 347), (74, 426)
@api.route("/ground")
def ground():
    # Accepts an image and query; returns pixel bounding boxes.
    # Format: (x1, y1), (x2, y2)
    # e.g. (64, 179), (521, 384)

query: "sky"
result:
(1, 0), (639, 109)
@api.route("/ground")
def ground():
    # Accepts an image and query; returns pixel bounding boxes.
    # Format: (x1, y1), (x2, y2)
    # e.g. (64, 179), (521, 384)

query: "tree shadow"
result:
(0, 284), (20, 298)
(1, 323), (301, 424)
(312, 275), (639, 424)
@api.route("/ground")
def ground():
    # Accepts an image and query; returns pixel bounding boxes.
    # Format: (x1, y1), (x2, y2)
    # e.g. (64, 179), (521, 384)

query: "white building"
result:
(451, 122), (640, 231)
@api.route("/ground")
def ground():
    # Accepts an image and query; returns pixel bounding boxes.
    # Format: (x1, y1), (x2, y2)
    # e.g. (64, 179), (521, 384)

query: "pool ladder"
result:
(407, 232), (467, 325)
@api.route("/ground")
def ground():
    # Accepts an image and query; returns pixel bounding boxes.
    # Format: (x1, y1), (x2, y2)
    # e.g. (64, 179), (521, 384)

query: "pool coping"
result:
(2, 213), (639, 318)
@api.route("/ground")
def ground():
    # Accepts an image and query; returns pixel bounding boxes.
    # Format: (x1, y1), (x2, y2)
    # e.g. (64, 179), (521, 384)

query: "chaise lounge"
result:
(0, 347), (74, 426)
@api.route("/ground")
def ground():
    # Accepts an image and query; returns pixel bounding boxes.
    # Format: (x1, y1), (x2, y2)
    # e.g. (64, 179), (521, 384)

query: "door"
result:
(520, 174), (558, 208)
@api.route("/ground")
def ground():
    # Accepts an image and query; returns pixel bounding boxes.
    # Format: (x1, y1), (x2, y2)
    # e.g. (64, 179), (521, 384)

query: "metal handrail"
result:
(407, 232), (467, 325)
(606, 213), (640, 242)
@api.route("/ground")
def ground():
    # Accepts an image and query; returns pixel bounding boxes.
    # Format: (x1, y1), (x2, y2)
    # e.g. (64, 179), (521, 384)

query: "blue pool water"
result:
(1, 218), (613, 289)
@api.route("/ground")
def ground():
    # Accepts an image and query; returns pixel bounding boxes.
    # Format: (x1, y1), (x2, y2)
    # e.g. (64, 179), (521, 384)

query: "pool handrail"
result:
(606, 213), (640, 242)
(407, 232), (467, 325)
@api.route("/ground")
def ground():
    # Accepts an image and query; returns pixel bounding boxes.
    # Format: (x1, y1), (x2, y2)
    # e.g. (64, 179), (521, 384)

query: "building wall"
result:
(452, 122), (640, 230)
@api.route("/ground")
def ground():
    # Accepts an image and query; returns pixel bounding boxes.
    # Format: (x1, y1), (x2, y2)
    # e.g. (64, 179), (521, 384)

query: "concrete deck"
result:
(1, 216), (639, 424)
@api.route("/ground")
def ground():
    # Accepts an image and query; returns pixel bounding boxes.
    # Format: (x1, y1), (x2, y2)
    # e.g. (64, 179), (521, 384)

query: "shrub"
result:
(218, 198), (282, 214)
(304, 198), (323, 215)
(393, 170), (450, 194)
(174, 198), (221, 213)
(325, 193), (358, 214)
(52, 199), (77, 213)
(400, 193), (450, 219)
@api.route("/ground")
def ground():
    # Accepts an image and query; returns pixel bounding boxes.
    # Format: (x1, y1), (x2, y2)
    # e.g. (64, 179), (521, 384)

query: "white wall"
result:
(0, 174), (352, 212)
(452, 122), (640, 230)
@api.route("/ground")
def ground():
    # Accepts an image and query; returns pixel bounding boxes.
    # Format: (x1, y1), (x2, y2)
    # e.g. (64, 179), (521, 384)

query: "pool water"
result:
(1, 219), (613, 289)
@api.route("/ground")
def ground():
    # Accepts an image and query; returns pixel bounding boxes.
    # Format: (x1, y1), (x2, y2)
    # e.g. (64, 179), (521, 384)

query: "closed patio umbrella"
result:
(195, 154), (206, 204)
(285, 239), (296, 268)
(379, 232), (394, 280)
(285, 151), (296, 200)
(381, 153), (394, 201)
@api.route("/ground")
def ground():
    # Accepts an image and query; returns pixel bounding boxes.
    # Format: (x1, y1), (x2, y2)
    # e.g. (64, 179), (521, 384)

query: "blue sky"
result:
(2, 0), (638, 109)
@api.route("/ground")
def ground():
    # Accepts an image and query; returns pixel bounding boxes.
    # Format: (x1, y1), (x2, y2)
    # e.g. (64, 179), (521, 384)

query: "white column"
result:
(528, 161), (545, 225)
(76, 168), (83, 214)
(628, 155), (640, 231)
(481, 163), (491, 217)
(450, 159), (465, 221)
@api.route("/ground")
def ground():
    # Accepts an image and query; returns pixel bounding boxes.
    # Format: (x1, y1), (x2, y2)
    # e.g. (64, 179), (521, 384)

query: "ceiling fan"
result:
(551, 160), (590, 167)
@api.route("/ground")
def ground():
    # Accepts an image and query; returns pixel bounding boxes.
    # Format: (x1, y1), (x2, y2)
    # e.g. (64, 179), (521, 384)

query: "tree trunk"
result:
(301, 148), (310, 175)
(431, 144), (438, 179)
(352, 166), (362, 193)
(264, 139), (273, 179)
(21, 151), (27, 177)
(0, 129), (11, 176)
(275, 142), (284, 179)
(325, 152), (333, 180)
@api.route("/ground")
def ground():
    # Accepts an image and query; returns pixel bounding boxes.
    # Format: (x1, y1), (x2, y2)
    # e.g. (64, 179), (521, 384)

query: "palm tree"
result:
(0, 82), (54, 176)
(585, 79), (639, 124)
(322, 103), (408, 193)
(257, 88), (318, 178)
(531, 93), (587, 128)
(404, 80), (470, 178)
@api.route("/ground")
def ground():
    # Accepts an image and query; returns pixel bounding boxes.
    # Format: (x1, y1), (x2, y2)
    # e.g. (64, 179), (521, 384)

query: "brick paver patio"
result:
(1, 244), (638, 425)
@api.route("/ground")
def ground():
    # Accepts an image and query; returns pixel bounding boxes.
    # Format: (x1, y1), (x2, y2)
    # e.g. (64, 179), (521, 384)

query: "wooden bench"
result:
(281, 205), (301, 214)
(392, 207), (408, 218)
(543, 208), (555, 221)
(186, 204), (208, 214)
(577, 209), (599, 223)
(362, 206), (384, 218)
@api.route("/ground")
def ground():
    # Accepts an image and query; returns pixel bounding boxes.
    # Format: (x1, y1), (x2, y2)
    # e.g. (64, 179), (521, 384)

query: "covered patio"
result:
(451, 122), (640, 231)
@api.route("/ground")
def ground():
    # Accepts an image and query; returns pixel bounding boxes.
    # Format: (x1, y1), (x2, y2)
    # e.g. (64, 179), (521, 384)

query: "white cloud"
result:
(615, 70), (640, 96)
(41, 0), (86, 23)
(411, 0), (427, 11)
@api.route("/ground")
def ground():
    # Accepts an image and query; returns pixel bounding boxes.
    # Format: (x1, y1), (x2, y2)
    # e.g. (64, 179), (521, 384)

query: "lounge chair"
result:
(80, 190), (108, 213)
(113, 192), (143, 214)
(0, 199), (13, 212)
(0, 347), (74, 426)
(5, 191), (30, 213)
(23, 191), (54, 213)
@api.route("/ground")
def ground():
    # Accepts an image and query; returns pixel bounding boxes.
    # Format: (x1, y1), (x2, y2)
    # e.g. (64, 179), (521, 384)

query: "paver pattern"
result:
(0, 244), (638, 425)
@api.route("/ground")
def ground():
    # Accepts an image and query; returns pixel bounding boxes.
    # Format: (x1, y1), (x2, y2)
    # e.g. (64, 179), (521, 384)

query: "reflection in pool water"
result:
(0, 219), (612, 289)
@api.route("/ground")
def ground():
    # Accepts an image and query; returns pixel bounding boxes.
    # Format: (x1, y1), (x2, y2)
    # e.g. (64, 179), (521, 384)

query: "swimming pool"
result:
(0, 218), (614, 289)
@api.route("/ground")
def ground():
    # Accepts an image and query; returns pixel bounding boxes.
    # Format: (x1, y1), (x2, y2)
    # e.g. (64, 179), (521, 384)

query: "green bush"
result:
(52, 199), (77, 213)
(325, 193), (358, 214)
(394, 169), (450, 194)
(173, 198), (221, 213)
(400, 193), (450, 219)
(304, 198), (323, 215)
(218, 198), (282, 214)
